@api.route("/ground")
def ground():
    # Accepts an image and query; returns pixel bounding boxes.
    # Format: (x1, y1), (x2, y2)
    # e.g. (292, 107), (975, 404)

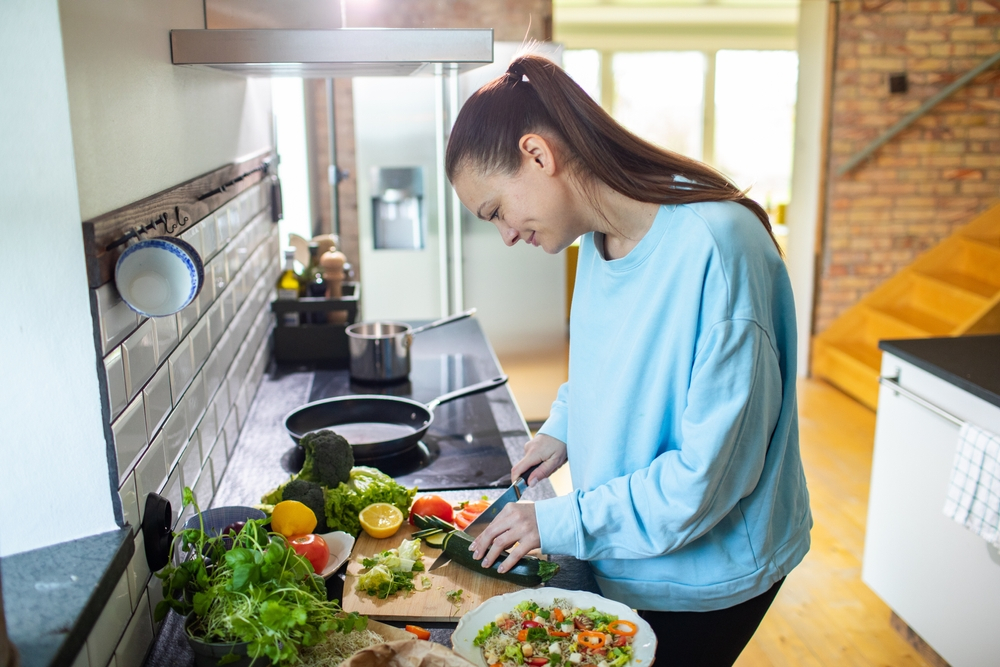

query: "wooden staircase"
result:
(812, 202), (1000, 409)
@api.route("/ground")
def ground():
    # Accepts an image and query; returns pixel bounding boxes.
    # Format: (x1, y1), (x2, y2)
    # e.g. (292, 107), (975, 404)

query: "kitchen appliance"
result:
(169, 0), (493, 78)
(284, 375), (508, 460)
(346, 308), (475, 382)
(304, 353), (516, 490)
(371, 167), (424, 250)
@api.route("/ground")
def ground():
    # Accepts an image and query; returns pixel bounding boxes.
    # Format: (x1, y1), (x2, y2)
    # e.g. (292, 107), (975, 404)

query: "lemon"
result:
(271, 500), (318, 538)
(359, 503), (404, 539)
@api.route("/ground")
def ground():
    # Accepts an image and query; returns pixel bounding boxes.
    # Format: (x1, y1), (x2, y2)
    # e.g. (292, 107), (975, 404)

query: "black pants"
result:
(638, 577), (784, 667)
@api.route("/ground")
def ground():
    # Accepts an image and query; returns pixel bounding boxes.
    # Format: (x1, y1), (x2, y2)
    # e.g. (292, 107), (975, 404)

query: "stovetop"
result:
(307, 354), (514, 490)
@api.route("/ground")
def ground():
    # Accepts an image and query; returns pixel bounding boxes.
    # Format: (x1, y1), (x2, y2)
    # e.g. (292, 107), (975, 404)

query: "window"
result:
(563, 48), (798, 208)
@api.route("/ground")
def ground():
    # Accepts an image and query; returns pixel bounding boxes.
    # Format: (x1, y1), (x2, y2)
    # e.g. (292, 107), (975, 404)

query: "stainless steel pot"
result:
(346, 308), (476, 382)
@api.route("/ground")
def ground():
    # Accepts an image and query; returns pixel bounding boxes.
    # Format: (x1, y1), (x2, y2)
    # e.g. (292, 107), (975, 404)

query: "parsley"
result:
(154, 488), (367, 665)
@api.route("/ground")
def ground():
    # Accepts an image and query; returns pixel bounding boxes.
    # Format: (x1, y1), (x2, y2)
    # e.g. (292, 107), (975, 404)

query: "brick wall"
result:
(816, 0), (1000, 333)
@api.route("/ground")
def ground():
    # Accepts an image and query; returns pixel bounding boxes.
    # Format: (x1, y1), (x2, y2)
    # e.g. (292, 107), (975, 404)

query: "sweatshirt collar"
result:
(592, 205), (674, 272)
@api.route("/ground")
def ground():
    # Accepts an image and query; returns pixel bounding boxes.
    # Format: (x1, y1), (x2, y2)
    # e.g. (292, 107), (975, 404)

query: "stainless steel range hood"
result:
(170, 0), (493, 78)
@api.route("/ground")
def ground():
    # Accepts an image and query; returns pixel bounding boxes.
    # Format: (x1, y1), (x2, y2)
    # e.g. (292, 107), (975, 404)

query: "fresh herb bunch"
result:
(154, 488), (367, 665)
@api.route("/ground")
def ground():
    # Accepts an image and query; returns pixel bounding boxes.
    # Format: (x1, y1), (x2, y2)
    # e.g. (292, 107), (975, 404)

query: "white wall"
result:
(59, 0), (273, 220)
(786, 0), (830, 377)
(0, 0), (274, 557)
(0, 0), (117, 557)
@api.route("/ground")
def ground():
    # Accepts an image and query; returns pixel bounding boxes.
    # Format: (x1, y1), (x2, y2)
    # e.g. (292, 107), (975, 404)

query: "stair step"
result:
(812, 339), (880, 409)
(920, 269), (997, 299)
(863, 306), (932, 338)
(912, 272), (992, 305)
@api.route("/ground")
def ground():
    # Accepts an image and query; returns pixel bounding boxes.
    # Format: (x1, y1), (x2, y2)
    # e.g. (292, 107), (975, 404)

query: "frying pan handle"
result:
(425, 374), (508, 411)
(409, 308), (477, 336)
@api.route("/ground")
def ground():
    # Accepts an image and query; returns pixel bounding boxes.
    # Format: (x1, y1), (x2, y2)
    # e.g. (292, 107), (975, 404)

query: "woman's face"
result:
(451, 134), (589, 254)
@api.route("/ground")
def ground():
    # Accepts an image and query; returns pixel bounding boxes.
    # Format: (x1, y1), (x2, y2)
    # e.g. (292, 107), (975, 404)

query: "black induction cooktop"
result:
(308, 354), (514, 490)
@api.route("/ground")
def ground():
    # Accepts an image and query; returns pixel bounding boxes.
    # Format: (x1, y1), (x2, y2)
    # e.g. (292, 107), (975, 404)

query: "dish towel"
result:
(943, 422), (1000, 548)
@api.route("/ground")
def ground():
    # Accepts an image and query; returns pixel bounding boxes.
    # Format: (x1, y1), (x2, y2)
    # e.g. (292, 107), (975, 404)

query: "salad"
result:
(473, 599), (638, 667)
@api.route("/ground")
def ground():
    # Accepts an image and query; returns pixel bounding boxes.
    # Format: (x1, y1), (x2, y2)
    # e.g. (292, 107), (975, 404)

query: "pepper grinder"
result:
(320, 250), (348, 324)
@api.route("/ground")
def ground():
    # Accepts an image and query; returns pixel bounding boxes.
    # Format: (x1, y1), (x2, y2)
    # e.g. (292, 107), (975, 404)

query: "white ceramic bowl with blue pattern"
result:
(115, 236), (204, 317)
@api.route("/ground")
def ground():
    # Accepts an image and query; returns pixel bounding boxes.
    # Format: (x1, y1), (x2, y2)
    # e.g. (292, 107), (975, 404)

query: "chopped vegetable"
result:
(356, 540), (426, 598)
(606, 621), (637, 637)
(577, 632), (606, 649)
(405, 625), (431, 640)
(446, 589), (464, 606)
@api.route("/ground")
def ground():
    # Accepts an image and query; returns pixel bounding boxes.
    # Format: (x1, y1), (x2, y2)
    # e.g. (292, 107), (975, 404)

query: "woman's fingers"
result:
(512, 434), (567, 483)
(469, 504), (540, 571)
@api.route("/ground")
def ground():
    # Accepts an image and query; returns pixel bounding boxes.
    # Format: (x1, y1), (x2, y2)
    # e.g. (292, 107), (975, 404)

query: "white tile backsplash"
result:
(113, 397), (147, 484)
(125, 532), (149, 613)
(179, 223), (203, 258)
(197, 406), (218, 462)
(119, 472), (139, 531)
(151, 315), (178, 365)
(134, 433), (166, 521)
(142, 364), (171, 441)
(176, 299), (199, 339)
(163, 468), (182, 527)
(96, 283), (139, 355)
(223, 408), (239, 457)
(215, 209), (231, 245)
(146, 576), (165, 634)
(191, 319), (211, 371)
(210, 253), (228, 296)
(86, 572), (130, 667)
(121, 320), (156, 400)
(168, 338), (194, 404)
(114, 589), (152, 667)
(208, 431), (228, 483)
(184, 374), (206, 437)
(161, 405), (188, 470)
(104, 348), (127, 421)
(180, 432), (202, 489)
(201, 213), (219, 258)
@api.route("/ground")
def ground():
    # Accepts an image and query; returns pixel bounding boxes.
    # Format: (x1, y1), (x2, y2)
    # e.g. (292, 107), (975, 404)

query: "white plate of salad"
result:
(451, 588), (656, 667)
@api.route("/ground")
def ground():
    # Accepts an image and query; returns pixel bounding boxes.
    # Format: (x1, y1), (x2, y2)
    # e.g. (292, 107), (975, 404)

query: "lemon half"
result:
(359, 503), (404, 539)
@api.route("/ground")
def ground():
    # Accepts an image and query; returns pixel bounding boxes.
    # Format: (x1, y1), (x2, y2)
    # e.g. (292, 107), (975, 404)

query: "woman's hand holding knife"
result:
(469, 433), (568, 572)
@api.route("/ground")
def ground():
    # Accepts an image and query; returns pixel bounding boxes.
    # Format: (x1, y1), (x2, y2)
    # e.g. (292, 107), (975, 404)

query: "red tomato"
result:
(290, 534), (329, 574)
(409, 495), (454, 525)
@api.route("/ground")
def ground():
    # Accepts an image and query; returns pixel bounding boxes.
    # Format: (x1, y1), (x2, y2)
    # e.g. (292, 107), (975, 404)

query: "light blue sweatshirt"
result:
(535, 201), (812, 612)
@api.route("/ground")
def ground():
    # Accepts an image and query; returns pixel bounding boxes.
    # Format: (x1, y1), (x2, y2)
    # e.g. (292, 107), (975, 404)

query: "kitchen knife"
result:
(428, 463), (541, 571)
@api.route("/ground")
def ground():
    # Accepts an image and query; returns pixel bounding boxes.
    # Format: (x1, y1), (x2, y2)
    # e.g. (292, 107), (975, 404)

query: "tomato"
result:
(527, 659), (549, 666)
(409, 495), (454, 525)
(290, 534), (330, 574)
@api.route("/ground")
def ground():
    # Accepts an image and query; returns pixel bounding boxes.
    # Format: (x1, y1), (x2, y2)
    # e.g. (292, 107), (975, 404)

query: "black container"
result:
(271, 282), (360, 365)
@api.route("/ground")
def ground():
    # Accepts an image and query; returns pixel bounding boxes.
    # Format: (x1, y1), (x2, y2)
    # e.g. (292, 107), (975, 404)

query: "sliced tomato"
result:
(454, 512), (473, 530)
(527, 659), (549, 666)
(409, 495), (454, 525)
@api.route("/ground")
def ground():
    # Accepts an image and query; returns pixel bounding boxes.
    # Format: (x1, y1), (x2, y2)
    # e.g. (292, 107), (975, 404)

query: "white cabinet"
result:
(863, 352), (1000, 667)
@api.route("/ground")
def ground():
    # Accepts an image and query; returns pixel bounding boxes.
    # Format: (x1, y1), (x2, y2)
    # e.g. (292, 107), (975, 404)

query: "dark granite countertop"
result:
(2, 527), (133, 667)
(880, 334), (1000, 409)
(144, 318), (597, 665)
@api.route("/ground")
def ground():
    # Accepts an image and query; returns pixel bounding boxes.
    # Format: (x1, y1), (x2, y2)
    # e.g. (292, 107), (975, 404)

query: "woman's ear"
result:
(518, 134), (558, 176)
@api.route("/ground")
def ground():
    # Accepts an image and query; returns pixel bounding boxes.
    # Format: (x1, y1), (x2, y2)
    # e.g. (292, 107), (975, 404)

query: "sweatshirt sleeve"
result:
(537, 381), (569, 445)
(535, 318), (782, 560)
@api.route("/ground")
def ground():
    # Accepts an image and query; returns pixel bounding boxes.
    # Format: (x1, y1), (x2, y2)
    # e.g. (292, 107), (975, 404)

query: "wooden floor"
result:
(496, 348), (933, 667)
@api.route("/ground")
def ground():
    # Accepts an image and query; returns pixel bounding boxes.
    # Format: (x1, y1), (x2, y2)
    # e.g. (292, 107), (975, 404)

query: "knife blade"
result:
(428, 463), (540, 571)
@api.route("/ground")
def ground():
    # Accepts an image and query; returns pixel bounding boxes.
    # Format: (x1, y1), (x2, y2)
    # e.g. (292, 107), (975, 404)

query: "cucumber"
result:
(441, 531), (560, 587)
(422, 532), (446, 548)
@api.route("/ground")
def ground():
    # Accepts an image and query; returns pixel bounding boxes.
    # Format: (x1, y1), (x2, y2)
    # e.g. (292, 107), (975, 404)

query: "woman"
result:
(449, 55), (812, 666)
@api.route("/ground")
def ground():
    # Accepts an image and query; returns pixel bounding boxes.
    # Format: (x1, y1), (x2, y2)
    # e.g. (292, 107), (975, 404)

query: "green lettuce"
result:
(323, 467), (416, 536)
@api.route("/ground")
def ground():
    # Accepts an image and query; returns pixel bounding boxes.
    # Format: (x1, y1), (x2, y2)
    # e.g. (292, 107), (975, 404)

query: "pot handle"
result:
(409, 308), (477, 336)
(425, 375), (508, 411)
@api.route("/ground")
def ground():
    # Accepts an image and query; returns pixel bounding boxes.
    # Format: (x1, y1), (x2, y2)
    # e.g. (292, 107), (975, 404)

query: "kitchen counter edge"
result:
(879, 334), (1000, 410)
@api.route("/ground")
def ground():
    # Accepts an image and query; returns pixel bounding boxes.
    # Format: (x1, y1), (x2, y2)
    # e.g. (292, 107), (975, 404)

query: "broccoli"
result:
(298, 429), (354, 488)
(281, 478), (329, 533)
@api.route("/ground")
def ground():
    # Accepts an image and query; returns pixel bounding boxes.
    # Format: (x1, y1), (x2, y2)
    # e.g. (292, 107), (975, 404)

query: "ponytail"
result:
(445, 54), (780, 254)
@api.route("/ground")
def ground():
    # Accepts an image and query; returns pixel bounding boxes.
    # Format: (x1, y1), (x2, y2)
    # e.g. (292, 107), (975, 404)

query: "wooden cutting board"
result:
(342, 524), (532, 622)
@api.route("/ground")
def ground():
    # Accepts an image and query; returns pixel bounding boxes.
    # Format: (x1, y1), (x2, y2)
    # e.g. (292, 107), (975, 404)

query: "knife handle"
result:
(514, 463), (542, 497)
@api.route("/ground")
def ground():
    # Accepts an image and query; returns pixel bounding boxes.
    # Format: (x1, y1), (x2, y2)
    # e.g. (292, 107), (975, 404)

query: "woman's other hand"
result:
(512, 433), (567, 487)
(469, 502), (540, 572)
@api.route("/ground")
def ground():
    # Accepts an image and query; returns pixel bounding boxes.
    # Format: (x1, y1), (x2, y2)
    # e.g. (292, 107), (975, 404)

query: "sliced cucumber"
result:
(422, 532), (447, 548)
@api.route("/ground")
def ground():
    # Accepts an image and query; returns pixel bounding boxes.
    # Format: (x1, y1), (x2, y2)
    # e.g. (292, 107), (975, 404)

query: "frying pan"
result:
(284, 375), (509, 460)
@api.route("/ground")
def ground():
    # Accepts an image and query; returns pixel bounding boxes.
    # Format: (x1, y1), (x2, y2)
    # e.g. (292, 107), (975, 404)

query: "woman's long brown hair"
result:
(445, 54), (780, 253)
